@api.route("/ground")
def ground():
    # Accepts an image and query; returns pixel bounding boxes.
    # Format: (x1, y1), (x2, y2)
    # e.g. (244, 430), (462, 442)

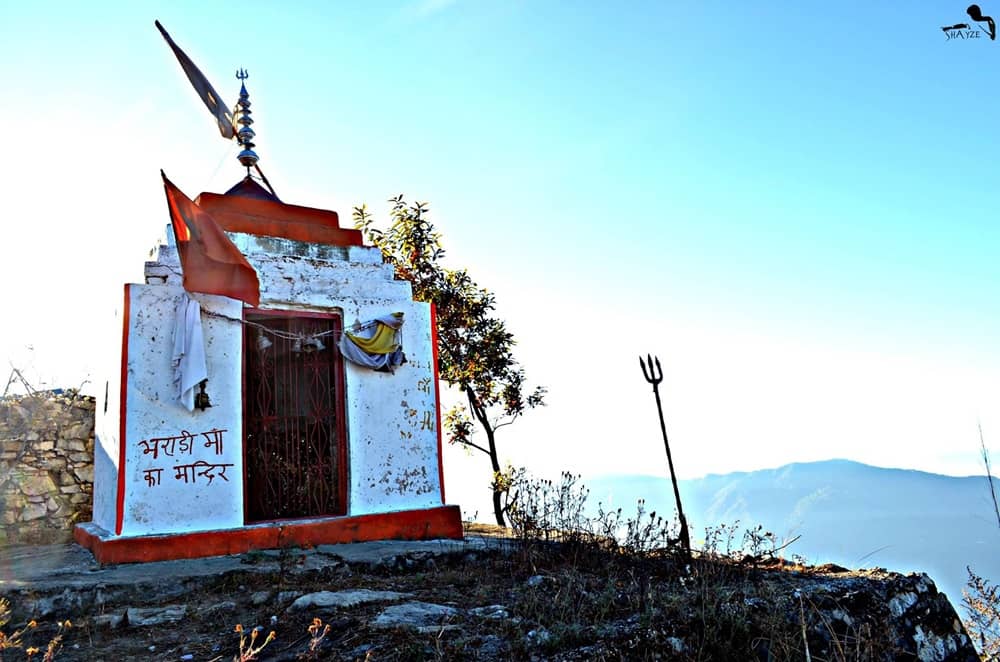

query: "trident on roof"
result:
(640, 354), (691, 559)
(155, 21), (278, 197)
(234, 68), (259, 172)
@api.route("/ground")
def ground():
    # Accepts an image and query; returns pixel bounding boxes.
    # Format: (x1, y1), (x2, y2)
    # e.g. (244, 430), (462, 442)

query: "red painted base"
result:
(74, 505), (463, 565)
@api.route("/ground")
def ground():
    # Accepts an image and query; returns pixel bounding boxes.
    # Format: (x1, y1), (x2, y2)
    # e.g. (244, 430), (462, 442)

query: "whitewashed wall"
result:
(120, 285), (244, 536)
(342, 301), (441, 515)
(235, 235), (443, 516)
(92, 287), (124, 533)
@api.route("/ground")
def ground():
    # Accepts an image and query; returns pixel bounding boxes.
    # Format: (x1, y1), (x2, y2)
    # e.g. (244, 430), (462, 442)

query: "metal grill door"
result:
(244, 313), (346, 522)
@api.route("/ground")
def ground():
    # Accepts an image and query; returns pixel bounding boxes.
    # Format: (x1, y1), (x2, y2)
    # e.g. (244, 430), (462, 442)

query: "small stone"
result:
(7, 405), (29, 421)
(526, 627), (551, 647)
(470, 605), (509, 620)
(372, 602), (459, 630)
(61, 439), (88, 452)
(21, 473), (56, 497)
(93, 613), (124, 629)
(128, 605), (187, 626)
(251, 591), (272, 606)
(889, 592), (919, 617)
(288, 589), (412, 613)
(73, 466), (94, 483)
(21, 501), (47, 521)
(276, 591), (301, 605)
(199, 601), (236, 615)
(65, 423), (92, 440)
(526, 575), (546, 587)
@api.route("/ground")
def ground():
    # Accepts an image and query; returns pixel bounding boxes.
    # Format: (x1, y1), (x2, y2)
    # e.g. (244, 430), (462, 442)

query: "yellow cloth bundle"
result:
(345, 321), (400, 354)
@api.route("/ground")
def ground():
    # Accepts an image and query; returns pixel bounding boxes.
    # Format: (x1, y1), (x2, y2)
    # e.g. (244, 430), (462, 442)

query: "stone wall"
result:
(0, 390), (95, 544)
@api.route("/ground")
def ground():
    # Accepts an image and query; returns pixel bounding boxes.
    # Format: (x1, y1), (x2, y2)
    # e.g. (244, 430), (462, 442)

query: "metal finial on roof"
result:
(234, 69), (259, 171)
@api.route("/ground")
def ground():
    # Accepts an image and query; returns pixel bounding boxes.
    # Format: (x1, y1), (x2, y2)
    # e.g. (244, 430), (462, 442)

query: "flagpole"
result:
(254, 164), (278, 199)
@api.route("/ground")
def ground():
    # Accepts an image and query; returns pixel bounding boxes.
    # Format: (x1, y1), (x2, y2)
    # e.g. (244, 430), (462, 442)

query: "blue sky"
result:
(1, 2), (997, 511)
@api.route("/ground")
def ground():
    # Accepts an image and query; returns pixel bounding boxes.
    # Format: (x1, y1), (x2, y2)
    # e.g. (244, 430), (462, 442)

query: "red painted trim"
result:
(332, 314), (348, 510)
(114, 284), (131, 536)
(196, 192), (343, 228)
(74, 505), (463, 565)
(430, 303), (445, 504)
(240, 305), (249, 523)
(194, 192), (363, 247)
(248, 308), (344, 320)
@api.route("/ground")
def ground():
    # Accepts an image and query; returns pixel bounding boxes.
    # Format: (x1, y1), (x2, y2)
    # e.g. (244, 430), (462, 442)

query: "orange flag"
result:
(155, 20), (235, 139)
(161, 171), (260, 307)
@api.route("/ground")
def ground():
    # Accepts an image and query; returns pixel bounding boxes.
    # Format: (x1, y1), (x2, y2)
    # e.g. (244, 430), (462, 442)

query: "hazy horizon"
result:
(584, 456), (1000, 481)
(449, 457), (1000, 604)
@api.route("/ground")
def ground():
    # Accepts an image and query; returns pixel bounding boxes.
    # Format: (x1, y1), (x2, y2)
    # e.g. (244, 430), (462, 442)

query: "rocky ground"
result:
(0, 525), (982, 661)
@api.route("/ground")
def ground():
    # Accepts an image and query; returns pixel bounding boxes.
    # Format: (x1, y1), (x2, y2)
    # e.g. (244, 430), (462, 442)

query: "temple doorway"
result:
(243, 311), (347, 522)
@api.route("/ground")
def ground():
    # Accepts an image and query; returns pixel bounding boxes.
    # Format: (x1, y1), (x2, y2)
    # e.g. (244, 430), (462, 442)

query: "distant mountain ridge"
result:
(587, 459), (1000, 605)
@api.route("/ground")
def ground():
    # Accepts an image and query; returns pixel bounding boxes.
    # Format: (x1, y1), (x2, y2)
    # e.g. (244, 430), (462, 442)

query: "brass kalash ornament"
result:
(190, 67), (259, 414)
(154, 20), (278, 196)
(234, 69), (259, 171)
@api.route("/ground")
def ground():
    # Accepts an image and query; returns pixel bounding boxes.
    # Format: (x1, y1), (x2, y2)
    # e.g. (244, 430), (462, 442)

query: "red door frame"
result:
(241, 308), (348, 524)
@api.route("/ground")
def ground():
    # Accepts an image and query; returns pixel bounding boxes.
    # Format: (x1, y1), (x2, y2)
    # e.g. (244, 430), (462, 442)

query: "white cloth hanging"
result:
(172, 293), (208, 411)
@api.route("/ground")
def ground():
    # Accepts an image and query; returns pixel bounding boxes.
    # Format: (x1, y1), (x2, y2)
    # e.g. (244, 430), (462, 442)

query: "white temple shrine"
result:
(74, 55), (460, 563)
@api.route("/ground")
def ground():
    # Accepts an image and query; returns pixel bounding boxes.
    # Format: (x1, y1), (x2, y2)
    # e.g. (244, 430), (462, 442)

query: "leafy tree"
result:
(354, 196), (545, 526)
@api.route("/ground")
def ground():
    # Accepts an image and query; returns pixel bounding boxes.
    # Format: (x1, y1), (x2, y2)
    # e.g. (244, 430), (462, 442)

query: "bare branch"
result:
(980, 422), (1000, 529)
(456, 439), (491, 456)
(492, 413), (522, 432)
(5, 363), (37, 397)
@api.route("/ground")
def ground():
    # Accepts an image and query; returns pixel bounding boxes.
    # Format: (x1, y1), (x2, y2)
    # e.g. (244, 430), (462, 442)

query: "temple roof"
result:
(224, 176), (281, 203)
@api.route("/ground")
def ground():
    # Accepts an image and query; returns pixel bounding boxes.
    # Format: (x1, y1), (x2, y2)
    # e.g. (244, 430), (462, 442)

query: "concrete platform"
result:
(74, 506), (463, 564)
